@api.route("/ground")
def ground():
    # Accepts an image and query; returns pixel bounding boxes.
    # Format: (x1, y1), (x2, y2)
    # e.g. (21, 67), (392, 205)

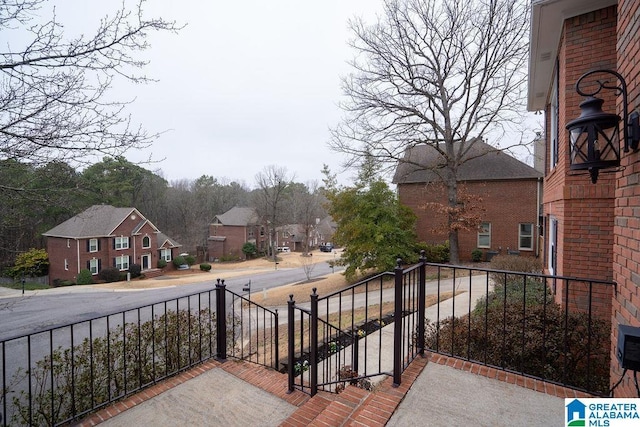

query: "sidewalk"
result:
(79, 353), (579, 427)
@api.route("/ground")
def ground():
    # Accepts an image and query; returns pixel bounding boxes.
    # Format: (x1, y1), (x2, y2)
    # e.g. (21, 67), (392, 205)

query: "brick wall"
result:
(398, 179), (540, 261)
(546, 6), (617, 282)
(612, 0), (640, 398)
(46, 237), (80, 284)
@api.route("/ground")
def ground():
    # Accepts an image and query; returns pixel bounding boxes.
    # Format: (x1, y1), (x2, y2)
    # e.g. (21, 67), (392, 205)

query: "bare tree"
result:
(0, 0), (181, 167)
(288, 181), (326, 254)
(330, 0), (529, 263)
(252, 166), (294, 261)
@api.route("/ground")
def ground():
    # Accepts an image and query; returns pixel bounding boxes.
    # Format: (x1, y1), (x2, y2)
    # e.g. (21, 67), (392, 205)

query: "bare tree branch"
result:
(0, 0), (182, 166)
(330, 0), (530, 262)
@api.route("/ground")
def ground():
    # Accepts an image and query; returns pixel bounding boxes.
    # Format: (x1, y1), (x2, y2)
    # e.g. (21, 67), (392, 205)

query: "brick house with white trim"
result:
(43, 205), (181, 285)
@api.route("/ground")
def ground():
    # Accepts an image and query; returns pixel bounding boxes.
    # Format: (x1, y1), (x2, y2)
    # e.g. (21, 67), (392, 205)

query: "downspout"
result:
(76, 239), (81, 274)
(536, 177), (542, 257)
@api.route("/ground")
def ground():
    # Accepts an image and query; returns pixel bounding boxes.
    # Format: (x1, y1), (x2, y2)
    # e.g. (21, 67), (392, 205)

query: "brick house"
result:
(528, 0), (640, 397)
(43, 205), (182, 285)
(207, 207), (266, 261)
(275, 217), (336, 252)
(393, 140), (543, 262)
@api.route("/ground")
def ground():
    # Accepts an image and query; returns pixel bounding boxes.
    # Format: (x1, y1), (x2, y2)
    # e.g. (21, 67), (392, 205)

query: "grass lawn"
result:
(0, 281), (50, 291)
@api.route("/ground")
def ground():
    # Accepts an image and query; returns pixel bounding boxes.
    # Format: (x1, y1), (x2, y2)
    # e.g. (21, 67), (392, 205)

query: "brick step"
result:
(143, 268), (164, 279)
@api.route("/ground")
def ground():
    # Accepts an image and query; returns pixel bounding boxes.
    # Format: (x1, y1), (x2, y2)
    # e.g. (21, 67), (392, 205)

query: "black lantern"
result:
(566, 69), (640, 184)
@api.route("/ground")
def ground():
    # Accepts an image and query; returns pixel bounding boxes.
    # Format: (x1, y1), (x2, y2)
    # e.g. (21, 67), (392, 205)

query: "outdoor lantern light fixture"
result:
(566, 69), (640, 184)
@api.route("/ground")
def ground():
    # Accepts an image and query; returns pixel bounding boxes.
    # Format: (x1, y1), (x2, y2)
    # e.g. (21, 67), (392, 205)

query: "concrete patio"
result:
(78, 352), (587, 427)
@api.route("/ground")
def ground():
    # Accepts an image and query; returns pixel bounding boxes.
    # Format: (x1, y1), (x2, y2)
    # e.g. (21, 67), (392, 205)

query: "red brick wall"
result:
(545, 6), (617, 282)
(612, 0), (640, 398)
(208, 224), (260, 260)
(398, 179), (540, 261)
(47, 237), (81, 284)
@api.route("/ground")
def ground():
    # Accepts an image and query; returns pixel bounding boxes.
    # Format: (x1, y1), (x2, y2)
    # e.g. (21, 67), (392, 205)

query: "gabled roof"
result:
(213, 207), (259, 226)
(392, 140), (542, 184)
(42, 205), (160, 239)
(157, 232), (182, 249)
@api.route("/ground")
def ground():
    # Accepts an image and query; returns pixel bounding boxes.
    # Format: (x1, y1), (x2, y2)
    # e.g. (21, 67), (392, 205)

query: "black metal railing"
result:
(287, 253), (615, 397)
(0, 279), (278, 426)
(287, 256), (428, 396)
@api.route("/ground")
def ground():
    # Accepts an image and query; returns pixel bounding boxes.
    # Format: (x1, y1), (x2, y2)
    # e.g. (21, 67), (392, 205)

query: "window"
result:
(519, 223), (534, 250)
(160, 248), (172, 262)
(115, 255), (129, 270)
(142, 236), (151, 249)
(548, 217), (558, 276)
(477, 222), (491, 248)
(115, 236), (129, 250)
(549, 60), (559, 168)
(89, 238), (98, 252)
(67, 239), (70, 248)
(89, 258), (99, 275)
(64, 259), (69, 271)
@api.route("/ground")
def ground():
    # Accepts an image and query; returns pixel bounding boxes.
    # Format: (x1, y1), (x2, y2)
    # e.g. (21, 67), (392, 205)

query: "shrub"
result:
(242, 242), (257, 258)
(9, 308), (224, 426)
(220, 253), (242, 262)
(10, 248), (49, 278)
(172, 256), (186, 268)
(418, 241), (450, 263)
(489, 254), (542, 274)
(489, 255), (542, 287)
(128, 263), (142, 278)
(199, 263), (212, 272)
(76, 269), (93, 285)
(99, 266), (121, 283)
(52, 279), (74, 287)
(157, 259), (167, 269)
(185, 255), (196, 266)
(471, 249), (483, 262)
(426, 276), (610, 395)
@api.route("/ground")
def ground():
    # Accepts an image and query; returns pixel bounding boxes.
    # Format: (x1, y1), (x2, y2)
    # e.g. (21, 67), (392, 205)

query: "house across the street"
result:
(43, 205), (181, 285)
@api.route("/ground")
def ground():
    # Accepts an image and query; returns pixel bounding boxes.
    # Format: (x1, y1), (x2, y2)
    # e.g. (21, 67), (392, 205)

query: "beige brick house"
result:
(43, 205), (181, 285)
(393, 140), (543, 262)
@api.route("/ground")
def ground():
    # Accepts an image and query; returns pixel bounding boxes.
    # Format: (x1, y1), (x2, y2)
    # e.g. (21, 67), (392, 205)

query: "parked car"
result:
(319, 243), (334, 252)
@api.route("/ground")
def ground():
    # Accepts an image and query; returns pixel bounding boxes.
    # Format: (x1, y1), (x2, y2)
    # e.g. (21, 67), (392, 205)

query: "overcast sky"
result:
(48, 0), (386, 188)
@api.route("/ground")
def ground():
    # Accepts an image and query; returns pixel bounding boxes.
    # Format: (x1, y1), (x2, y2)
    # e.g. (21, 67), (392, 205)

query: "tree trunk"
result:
(447, 176), (460, 264)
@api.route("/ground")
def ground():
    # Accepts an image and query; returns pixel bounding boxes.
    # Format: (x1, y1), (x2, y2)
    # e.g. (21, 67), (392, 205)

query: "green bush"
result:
(242, 242), (257, 258)
(185, 255), (196, 266)
(128, 263), (142, 278)
(471, 249), (483, 262)
(9, 309), (224, 426)
(417, 241), (450, 263)
(76, 269), (93, 285)
(52, 279), (74, 287)
(157, 259), (167, 269)
(99, 266), (121, 283)
(199, 263), (212, 271)
(426, 275), (610, 395)
(172, 256), (186, 268)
